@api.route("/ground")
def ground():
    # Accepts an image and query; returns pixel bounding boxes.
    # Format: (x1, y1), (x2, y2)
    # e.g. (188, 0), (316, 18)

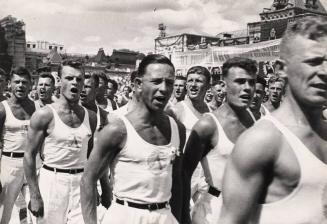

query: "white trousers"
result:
(191, 192), (222, 224)
(36, 168), (84, 224)
(102, 201), (178, 224)
(190, 164), (208, 205)
(0, 156), (25, 224)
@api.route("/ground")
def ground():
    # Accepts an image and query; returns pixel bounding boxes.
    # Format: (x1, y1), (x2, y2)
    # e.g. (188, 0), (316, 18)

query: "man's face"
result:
(0, 75), (7, 95)
(10, 74), (32, 100)
(225, 67), (256, 108)
(80, 78), (96, 105)
(186, 73), (209, 101)
(123, 86), (130, 97)
(268, 81), (284, 104)
(250, 82), (265, 111)
(97, 77), (107, 98)
(107, 82), (117, 99)
(285, 35), (327, 107)
(140, 63), (175, 111)
(212, 82), (226, 104)
(173, 79), (186, 101)
(60, 66), (84, 103)
(37, 77), (54, 101)
(205, 89), (213, 102)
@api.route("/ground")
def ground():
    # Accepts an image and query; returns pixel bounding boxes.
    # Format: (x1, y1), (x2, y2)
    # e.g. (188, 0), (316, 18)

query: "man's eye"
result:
(306, 58), (325, 66)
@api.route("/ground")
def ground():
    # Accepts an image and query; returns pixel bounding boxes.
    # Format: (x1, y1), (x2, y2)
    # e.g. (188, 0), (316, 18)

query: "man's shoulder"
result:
(233, 118), (283, 166)
(29, 105), (54, 128)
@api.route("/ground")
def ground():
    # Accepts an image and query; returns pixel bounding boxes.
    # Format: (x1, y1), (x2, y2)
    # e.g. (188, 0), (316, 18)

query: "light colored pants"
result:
(36, 168), (84, 224)
(102, 201), (178, 224)
(0, 156), (25, 224)
(191, 164), (208, 203)
(191, 192), (222, 224)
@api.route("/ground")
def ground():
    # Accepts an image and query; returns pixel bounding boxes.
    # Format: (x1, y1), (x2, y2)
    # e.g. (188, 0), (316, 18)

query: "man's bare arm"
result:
(81, 115), (126, 224)
(181, 115), (216, 223)
(24, 107), (52, 217)
(0, 103), (6, 193)
(219, 123), (279, 224)
(170, 119), (186, 222)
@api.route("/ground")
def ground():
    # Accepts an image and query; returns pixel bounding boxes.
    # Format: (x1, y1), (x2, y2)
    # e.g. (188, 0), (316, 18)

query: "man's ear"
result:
(134, 77), (143, 90)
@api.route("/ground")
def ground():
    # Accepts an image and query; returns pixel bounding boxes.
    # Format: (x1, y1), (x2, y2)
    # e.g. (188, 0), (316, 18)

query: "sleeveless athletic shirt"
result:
(42, 105), (91, 169)
(201, 113), (234, 190)
(179, 101), (201, 139)
(2, 100), (34, 153)
(250, 115), (327, 224)
(111, 115), (180, 204)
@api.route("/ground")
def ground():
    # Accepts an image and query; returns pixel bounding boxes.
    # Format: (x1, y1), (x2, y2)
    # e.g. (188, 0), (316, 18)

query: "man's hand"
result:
(28, 196), (44, 217)
(101, 191), (112, 209)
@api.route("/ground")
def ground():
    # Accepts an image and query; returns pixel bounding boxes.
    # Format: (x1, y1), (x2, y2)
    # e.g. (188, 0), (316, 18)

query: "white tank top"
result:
(261, 104), (271, 116)
(2, 100), (33, 153)
(42, 105), (92, 169)
(201, 113), (234, 190)
(179, 101), (200, 139)
(251, 115), (327, 224)
(111, 115), (180, 203)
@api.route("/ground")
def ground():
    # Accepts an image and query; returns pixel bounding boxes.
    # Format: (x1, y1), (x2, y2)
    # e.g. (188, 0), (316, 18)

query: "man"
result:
(165, 76), (186, 112)
(114, 71), (137, 115)
(80, 72), (112, 222)
(35, 71), (55, 108)
(249, 75), (267, 120)
(204, 89), (213, 103)
(219, 16), (327, 224)
(263, 76), (285, 112)
(171, 76), (186, 105)
(0, 67), (37, 224)
(0, 68), (7, 102)
(167, 66), (211, 204)
(24, 60), (97, 224)
(96, 73), (117, 112)
(80, 54), (186, 224)
(207, 79), (226, 111)
(182, 57), (257, 224)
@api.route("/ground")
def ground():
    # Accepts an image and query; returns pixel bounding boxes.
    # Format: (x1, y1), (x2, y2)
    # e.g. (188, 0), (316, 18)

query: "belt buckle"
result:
(10, 152), (13, 158)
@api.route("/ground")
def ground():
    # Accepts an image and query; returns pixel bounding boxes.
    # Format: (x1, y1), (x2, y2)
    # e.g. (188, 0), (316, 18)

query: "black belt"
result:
(43, 164), (84, 174)
(208, 186), (221, 197)
(115, 198), (169, 211)
(2, 151), (24, 158)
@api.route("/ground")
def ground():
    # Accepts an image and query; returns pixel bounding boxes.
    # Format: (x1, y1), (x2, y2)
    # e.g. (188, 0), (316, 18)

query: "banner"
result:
(171, 39), (281, 73)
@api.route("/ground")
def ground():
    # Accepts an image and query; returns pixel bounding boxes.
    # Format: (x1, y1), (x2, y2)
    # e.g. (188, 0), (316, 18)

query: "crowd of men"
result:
(0, 16), (326, 224)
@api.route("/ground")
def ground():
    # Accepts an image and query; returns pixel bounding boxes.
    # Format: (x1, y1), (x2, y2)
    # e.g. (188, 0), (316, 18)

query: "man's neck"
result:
(185, 97), (207, 112)
(57, 96), (80, 112)
(8, 95), (30, 105)
(39, 98), (52, 106)
(82, 100), (97, 113)
(96, 95), (107, 104)
(275, 93), (323, 127)
(269, 100), (280, 109)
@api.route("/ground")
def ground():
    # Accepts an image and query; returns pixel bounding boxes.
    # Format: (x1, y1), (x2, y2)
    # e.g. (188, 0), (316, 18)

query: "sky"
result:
(1, 0), (327, 55)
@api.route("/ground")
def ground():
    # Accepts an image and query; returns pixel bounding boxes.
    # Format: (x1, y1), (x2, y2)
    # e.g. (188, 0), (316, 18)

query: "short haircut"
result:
(175, 76), (187, 81)
(94, 72), (108, 85)
(108, 78), (118, 91)
(256, 75), (267, 89)
(186, 66), (211, 84)
(274, 59), (285, 70)
(84, 72), (99, 89)
(268, 76), (286, 87)
(38, 73), (55, 86)
(130, 71), (137, 83)
(123, 85), (132, 93)
(137, 54), (175, 78)
(222, 57), (257, 78)
(280, 16), (327, 60)
(10, 66), (31, 81)
(58, 60), (84, 78)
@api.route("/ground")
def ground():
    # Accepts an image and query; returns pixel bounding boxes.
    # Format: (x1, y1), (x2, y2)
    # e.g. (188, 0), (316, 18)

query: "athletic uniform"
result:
(261, 104), (271, 117)
(177, 101), (208, 201)
(249, 115), (327, 224)
(102, 115), (180, 224)
(191, 113), (234, 224)
(0, 101), (33, 224)
(37, 105), (91, 224)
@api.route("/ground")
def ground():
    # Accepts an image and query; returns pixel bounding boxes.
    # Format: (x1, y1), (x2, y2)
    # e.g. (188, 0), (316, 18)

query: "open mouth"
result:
(71, 87), (78, 94)
(240, 95), (251, 101)
(154, 96), (166, 104)
(189, 89), (198, 95)
(311, 83), (327, 91)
